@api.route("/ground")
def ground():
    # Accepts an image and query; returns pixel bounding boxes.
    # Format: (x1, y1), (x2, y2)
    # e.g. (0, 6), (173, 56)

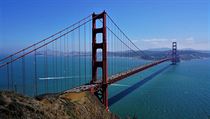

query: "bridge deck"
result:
(66, 58), (171, 93)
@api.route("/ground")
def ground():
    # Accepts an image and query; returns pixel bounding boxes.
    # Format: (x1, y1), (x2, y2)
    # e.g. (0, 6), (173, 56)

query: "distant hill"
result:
(109, 49), (210, 61)
(1, 49), (209, 61)
(28, 49), (210, 61)
(177, 50), (210, 60)
(146, 48), (171, 51)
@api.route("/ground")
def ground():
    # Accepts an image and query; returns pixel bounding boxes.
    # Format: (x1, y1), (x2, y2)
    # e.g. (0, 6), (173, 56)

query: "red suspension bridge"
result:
(0, 11), (179, 110)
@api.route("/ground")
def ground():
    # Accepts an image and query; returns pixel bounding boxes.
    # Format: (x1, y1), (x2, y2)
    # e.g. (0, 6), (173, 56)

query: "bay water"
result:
(0, 55), (209, 119)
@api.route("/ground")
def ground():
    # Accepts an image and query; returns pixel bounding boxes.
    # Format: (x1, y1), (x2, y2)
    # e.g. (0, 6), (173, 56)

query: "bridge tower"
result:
(91, 11), (108, 110)
(172, 42), (177, 65)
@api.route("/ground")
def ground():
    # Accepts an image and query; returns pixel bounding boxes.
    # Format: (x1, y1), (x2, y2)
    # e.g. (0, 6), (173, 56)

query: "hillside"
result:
(0, 91), (119, 119)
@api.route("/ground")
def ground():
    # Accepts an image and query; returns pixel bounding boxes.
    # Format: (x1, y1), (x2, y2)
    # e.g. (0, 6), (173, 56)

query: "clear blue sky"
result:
(0, 0), (209, 53)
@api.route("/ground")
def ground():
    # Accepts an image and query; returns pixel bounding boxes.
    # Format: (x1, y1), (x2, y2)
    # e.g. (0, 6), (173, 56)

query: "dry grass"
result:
(60, 92), (86, 104)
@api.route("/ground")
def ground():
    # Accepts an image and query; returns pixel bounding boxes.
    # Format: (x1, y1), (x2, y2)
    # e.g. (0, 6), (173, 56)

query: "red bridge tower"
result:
(91, 11), (108, 110)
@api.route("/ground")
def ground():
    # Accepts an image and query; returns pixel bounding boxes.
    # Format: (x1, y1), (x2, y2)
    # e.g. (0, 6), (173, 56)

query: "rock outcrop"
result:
(0, 91), (119, 119)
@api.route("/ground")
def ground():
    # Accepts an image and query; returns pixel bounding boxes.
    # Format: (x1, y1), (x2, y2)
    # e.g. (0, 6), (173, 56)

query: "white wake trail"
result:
(39, 76), (91, 80)
(111, 84), (129, 87)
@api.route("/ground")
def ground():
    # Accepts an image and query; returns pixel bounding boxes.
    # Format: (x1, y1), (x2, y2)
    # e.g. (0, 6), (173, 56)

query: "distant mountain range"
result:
(32, 48), (210, 60)
(107, 49), (210, 60)
(146, 47), (209, 52)
(1, 48), (209, 61)
(146, 48), (171, 51)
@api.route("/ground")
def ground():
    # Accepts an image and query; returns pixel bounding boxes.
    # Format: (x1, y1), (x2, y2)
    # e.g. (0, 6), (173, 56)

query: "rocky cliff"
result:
(0, 91), (119, 119)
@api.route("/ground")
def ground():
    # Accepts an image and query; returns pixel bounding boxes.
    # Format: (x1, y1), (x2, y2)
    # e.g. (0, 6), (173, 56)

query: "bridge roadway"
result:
(65, 58), (171, 93)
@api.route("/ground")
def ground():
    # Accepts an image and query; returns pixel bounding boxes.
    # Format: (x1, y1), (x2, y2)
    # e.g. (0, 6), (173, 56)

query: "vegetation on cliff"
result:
(0, 91), (119, 119)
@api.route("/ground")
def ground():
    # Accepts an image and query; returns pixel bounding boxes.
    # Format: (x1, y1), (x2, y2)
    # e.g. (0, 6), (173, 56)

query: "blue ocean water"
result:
(0, 55), (209, 119)
(109, 59), (210, 119)
(0, 55), (148, 95)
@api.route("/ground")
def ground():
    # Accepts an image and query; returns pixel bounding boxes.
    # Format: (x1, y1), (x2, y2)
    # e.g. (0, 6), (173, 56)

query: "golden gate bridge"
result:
(0, 11), (179, 111)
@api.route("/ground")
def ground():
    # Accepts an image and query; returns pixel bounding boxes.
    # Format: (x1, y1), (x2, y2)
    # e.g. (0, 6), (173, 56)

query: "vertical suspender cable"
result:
(44, 41), (46, 93)
(55, 40), (58, 92)
(120, 30), (122, 71)
(72, 25), (75, 87)
(22, 50), (25, 94)
(89, 21), (91, 81)
(52, 40), (55, 92)
(84, 23), (87, 83)
(60, 34), (62, 91)
(68, 32), (71, 87)
(67, 32), (70, 88)
(79, 22), (81, 85)
(111, 24), (114, 76)
(10, 56), (13, 90)
(111, 24), (117, 73)
(44, 41), (48, 93)
(34, 48), (37, 96)
(46, 44), (48, 92)
(64, 34), (66, 89)
(7, 63), (9, 89)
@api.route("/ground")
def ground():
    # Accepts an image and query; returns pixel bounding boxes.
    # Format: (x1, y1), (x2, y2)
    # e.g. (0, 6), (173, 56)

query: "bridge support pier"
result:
(91, 11), (108, 111)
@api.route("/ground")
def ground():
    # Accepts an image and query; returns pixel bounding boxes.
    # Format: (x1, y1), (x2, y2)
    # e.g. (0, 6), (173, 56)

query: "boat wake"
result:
(111, 84), (129, 87)
(39, 76), (91, 80)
